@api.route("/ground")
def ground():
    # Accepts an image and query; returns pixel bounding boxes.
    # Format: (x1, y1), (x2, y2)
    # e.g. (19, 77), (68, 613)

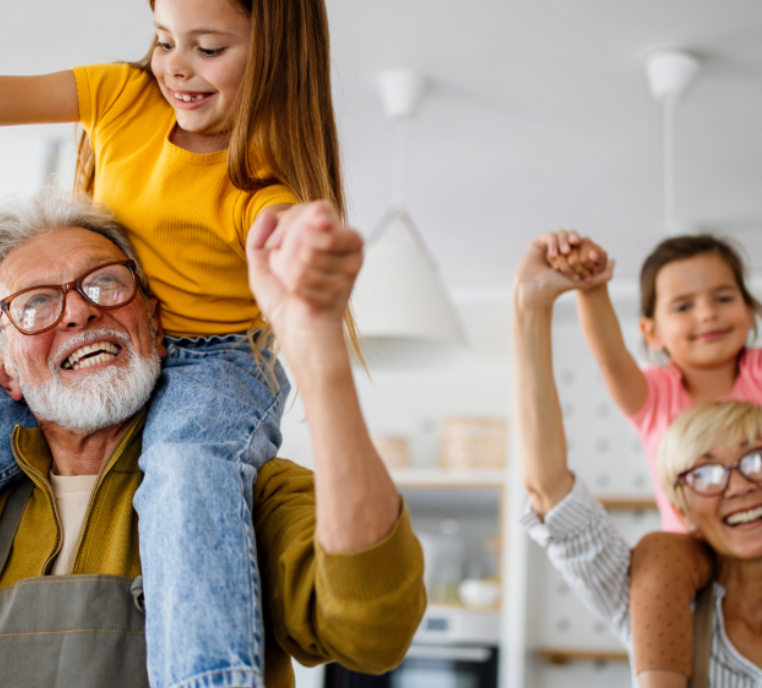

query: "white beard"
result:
(15, 328), (161, 434)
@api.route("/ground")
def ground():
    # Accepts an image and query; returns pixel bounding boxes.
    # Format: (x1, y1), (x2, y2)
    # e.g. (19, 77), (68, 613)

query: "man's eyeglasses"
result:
(674, 448), (762, 497)
(0, 260), (140, 336)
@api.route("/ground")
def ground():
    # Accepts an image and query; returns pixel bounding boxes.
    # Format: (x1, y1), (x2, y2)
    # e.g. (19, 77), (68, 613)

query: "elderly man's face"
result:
(0, 227), (164, 432)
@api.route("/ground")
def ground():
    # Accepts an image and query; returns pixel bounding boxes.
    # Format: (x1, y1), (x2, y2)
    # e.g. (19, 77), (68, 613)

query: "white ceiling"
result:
(3, 0), (762, 285)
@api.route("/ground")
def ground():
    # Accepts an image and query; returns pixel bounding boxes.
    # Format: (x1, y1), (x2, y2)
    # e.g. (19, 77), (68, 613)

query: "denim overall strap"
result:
(0, 478), (33, 572)
(0, 480), (150, 688)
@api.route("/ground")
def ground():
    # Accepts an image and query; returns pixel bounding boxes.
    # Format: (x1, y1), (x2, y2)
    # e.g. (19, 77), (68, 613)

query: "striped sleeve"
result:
(522, 478), (633, 647)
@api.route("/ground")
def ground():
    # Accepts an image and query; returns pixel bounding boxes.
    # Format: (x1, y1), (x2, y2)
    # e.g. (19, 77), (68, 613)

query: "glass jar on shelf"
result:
(428, 518), (465, 604)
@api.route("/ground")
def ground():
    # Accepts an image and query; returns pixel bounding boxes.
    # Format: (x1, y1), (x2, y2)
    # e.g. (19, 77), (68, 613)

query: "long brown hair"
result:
(75, 0), (365, 370)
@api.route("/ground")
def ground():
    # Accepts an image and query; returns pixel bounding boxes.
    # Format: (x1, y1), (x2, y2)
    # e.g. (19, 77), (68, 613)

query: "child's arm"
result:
(0, 72), (79, 125)
(576, 284), (649, 415)
(540, 230), (649, 416)
(630, 532), (714, 687)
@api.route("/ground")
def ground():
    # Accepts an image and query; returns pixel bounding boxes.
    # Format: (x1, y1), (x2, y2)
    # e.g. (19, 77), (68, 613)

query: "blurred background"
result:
(2, 1), (762, 686)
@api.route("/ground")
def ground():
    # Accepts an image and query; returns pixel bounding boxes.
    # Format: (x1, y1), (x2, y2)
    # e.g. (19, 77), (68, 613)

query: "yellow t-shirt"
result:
(72, 63), (300, 338)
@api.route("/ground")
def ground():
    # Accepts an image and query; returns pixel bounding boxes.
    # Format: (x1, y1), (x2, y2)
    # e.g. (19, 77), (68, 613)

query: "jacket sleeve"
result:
(253, 458), (427, 673)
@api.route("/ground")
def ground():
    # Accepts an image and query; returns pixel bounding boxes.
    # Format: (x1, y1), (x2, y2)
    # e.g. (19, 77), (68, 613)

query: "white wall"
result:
(0, 126), (77, 195)
(280, 293), (512, 472)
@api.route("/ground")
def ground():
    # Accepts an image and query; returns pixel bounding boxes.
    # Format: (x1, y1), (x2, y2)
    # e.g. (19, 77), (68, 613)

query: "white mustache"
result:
(49, 328), (132, 374)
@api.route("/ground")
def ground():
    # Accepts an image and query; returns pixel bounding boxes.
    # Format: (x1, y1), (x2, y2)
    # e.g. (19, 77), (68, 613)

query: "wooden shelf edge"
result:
(391, 469), (507, 487)
(598, 496), (657, 511)
(426, 602), (502, 613)
(536, 647), (629, 665)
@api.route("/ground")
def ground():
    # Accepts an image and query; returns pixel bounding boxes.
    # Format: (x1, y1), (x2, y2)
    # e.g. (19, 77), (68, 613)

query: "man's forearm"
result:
(289, 326), (400, 554)
(512, 298), (573, 517)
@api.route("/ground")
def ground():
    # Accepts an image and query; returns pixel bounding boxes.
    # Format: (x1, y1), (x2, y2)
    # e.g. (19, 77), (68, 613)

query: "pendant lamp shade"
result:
(354, 237), (467, 347)
(353, 70), (467, 362)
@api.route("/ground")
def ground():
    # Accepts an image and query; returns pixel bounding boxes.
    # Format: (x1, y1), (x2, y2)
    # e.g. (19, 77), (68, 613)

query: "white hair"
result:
(0, 185), (149, 293)
(658, 401), (762, 512)
(13, 328), (161, 434)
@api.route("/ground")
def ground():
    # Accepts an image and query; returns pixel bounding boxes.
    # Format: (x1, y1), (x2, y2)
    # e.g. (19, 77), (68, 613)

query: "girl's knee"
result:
(632, 531), (713, 595)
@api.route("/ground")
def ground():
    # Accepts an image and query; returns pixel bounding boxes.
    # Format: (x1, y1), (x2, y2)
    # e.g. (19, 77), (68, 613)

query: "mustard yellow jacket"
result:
(0, 410), (427, 687)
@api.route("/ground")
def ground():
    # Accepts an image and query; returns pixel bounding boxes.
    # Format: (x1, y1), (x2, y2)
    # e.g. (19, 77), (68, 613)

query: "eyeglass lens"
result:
(685, 451), (762, 495)
(9, 264), (135, 334)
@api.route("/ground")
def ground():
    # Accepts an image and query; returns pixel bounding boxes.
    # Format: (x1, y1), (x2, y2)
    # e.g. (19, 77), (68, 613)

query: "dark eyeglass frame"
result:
(674, 446), (762, 497)
(0, 260), (140, 336)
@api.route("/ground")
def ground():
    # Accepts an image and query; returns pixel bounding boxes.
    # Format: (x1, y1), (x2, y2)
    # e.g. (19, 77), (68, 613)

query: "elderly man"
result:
(0, 189), (425, 688)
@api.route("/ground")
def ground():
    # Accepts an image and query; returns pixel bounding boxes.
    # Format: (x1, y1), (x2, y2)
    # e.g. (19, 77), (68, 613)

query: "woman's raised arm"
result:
(513, 237), (612, 517)
(0, 71), (79, 125)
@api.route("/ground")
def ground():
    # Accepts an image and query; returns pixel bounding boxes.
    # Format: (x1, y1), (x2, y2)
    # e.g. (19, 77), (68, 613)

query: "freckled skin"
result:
(0, 227), (165, 403)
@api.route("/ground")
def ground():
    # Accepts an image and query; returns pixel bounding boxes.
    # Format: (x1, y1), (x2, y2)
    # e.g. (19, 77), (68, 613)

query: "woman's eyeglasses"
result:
(0, 260), (139, 336)
(675, 448), (762, 497)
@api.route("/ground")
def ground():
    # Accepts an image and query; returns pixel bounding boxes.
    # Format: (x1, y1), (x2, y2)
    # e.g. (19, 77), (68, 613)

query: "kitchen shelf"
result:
(390, 468), (506, 487)
(598, 496), (657, 511)
(536, 647), (629, 665)
(427, 601), (501, 612)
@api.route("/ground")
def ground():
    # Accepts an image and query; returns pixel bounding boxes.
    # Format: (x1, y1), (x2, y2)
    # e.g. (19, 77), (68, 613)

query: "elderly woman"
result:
(513, 236), (762, 688)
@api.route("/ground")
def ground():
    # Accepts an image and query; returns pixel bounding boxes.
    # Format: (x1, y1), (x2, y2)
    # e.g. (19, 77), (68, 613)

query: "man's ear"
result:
(149, 298), (167, 360)
(639, 316), (664, 353)
(0, 350), (23, 402)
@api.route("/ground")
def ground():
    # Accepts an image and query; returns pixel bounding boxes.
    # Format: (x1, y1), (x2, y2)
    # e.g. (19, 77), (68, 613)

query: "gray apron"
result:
(0, 478), (150, 688)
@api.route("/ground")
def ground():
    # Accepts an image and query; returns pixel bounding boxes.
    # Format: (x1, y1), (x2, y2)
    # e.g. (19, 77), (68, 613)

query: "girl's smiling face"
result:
(151, 0), (250, 148)
(641, 252), (755, 371)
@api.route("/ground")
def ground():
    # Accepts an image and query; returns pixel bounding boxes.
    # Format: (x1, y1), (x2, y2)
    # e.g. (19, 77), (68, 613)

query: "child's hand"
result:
(542, 230), (609, 283)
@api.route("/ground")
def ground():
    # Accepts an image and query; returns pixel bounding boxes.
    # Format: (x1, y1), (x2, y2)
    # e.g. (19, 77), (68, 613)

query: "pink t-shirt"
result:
(628, 348), (762, 532)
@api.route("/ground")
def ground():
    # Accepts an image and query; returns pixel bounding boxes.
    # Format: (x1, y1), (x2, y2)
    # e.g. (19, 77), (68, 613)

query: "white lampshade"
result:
(355, 68), (466, 365)
(353, 238), (467, 363)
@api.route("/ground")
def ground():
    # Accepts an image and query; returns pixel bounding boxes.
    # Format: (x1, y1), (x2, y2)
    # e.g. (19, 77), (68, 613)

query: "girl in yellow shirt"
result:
(0, 1), (361, 686)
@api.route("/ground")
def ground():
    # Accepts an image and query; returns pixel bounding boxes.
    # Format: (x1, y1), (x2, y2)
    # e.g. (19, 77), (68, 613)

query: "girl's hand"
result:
(544, 230), (609, 282)
(515, 234), (614, 310)
(246, 202), (363, 349)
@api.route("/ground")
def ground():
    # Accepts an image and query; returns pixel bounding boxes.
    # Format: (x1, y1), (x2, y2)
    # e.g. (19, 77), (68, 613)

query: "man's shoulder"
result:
(252, 459), (316, 539)
(255, 458), (314, 504)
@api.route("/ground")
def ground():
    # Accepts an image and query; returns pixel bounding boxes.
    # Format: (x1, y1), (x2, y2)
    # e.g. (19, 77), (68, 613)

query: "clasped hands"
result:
(246, 201), (363, 361)
(514, 228), (615, 308)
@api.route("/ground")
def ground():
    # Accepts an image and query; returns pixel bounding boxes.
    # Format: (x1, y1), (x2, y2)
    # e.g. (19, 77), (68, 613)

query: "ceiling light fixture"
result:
(352, 69), (467, 365)
(644, 48), (701, 234)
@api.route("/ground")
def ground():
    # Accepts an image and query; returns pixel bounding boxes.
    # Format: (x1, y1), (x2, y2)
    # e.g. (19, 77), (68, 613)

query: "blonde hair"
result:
(74, 0), (365, 372)
(658, 401), (762, 512)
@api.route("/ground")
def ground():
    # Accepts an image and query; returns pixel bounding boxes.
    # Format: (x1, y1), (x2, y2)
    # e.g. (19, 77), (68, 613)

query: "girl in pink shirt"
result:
(543, 231), (762, 688)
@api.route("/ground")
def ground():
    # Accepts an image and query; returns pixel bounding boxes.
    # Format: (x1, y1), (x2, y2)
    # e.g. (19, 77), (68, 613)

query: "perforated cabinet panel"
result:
(551, 305), (652, 498)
